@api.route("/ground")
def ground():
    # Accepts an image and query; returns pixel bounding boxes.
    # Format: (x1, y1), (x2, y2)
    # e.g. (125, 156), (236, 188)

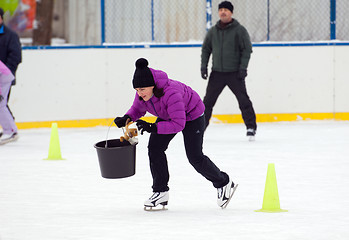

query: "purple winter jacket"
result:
(126, 68), (205, 134)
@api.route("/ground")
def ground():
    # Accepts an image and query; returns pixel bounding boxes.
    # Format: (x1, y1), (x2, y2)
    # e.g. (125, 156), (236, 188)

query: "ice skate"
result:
(0, 132), (19, 145)
(246, 128), (256, 141)
(217, 180), (238, 209)
(144, 191), (169, 211)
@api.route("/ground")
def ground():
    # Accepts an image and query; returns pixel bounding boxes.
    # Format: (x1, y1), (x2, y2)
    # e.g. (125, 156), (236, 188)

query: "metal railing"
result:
(100, 0), (348, 44)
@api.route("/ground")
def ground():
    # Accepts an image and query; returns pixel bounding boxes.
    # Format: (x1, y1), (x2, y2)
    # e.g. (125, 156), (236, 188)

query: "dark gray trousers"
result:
(203, 71), (257, 130)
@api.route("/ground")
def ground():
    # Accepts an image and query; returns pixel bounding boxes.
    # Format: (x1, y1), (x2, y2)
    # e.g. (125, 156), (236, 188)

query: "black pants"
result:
(203, 71), (256, 130)
(147, 115), (229, 192)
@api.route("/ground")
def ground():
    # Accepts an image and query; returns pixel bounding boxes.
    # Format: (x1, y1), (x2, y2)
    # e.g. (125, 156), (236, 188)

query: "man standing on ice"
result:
(114, 58), (238, 210)
(200, 1), (257, 141)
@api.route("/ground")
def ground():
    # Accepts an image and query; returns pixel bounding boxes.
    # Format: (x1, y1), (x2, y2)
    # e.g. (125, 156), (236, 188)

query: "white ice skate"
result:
(217, 180), (238, 209)
(247, 129), (256, 142)
(144, 191), (169, 211)
(0, 132), (19, 145)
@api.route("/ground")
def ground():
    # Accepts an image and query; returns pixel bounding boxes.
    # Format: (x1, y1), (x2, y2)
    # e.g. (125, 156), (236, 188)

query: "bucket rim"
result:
(94, 139), (137, 149)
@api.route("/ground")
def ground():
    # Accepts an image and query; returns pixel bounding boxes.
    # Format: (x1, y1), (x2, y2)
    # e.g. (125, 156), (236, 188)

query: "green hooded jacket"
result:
(201, 19), (252, 72)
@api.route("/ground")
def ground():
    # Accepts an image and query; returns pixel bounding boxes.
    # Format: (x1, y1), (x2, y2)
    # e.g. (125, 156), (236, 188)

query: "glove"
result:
(114, 115), (130, 128)
(201, 68), (208, 80)
(136, 119), (157, 135)
(0, 95), (3, 103)
(238, 69), (247, 80)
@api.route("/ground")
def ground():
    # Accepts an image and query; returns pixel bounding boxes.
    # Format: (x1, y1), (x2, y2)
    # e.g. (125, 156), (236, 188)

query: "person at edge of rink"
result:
(0, 7), (22, 144)
(0, 60), (18, 145)
(200, 1), (257, 141)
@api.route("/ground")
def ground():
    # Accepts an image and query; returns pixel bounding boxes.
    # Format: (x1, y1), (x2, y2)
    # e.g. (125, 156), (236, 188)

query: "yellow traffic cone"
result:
(255, 163), (287, 213)
(44, 123), (64, 160)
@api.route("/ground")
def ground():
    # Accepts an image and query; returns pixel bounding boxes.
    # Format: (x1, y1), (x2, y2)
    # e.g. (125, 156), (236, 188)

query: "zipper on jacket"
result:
(150, 99), (159, 116)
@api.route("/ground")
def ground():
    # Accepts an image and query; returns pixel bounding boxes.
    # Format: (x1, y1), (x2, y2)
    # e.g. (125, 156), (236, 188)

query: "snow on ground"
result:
(1, 121), (349, 240)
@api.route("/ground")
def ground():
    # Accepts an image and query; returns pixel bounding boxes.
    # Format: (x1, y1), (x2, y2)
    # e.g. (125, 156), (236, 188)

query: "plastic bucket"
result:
(94, 139), (136, 179)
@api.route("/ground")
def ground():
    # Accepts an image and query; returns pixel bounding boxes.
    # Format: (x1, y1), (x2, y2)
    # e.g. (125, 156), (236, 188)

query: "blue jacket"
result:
(0, 24), (22, 85)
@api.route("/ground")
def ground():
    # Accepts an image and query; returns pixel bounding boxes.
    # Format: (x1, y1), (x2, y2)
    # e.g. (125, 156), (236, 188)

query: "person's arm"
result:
(6, 32), (22, 75)
(238, 26), (252, 70)
(125, 93), (147, 121)
(201, 29), (213, 78)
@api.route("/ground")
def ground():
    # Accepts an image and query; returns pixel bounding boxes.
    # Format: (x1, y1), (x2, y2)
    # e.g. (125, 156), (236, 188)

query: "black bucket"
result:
(94, 139), (136, 179)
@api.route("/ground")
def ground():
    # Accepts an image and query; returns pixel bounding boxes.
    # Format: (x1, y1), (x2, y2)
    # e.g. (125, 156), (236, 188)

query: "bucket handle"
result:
(104, 120), (129, 148)
(105, 121), (113, 148)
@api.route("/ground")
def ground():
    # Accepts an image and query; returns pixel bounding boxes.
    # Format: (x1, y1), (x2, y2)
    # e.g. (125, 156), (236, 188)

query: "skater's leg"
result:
(6, 86), (15, 120)
(227, 72), (257, 130)
(203, 72), (226, 130)
(148, 131), (176, 192)
(0, 82), (17, 134)
(182, 115), (229, 188)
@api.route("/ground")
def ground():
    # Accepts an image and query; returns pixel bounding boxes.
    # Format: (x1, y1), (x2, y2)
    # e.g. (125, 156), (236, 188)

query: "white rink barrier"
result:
(10, 43), (349, 128)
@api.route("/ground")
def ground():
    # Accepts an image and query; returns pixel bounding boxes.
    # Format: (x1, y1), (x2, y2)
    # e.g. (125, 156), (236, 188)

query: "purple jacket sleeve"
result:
(126, 93), (147, 121)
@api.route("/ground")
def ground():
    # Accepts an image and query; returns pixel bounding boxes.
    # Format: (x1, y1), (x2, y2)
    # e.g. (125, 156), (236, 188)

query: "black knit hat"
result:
(218, 1), (234, 13)
(0, 8), (4, 19)
(132, 58), (155, 89)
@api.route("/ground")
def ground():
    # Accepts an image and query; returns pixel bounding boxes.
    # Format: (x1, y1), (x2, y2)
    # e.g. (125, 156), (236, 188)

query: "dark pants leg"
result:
(182, 115), (229, 188)
(203, 72), (226, 130)
(204, 71), (256, 131)
(147, 116), (229, 192)
(148, 131), (176, 192)
(226, 72), (256, 130)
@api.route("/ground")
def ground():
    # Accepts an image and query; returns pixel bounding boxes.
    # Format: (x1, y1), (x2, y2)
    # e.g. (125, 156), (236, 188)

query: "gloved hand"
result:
(201, 68), (208, 80)
(0, 95), (3, 103)
(136, 119), (157, 135)
(238, 69), (247, 80)
(114, 115), (130, 128)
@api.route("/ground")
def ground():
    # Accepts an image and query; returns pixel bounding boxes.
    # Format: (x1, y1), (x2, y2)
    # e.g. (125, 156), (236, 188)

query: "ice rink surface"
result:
(1, 121), (349, 240)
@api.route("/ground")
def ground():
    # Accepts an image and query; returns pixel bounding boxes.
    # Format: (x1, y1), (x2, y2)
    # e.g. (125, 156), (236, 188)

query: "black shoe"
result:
(246, 128), (256, 136)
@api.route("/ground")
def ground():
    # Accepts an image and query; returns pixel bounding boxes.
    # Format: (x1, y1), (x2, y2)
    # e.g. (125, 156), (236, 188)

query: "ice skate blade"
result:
(0, 135), (19, 145)
(221, 184), (239, 209)
(248, 136), (255, 142)
(144, 205), (168, 212)
(144, 202), (168, 211)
